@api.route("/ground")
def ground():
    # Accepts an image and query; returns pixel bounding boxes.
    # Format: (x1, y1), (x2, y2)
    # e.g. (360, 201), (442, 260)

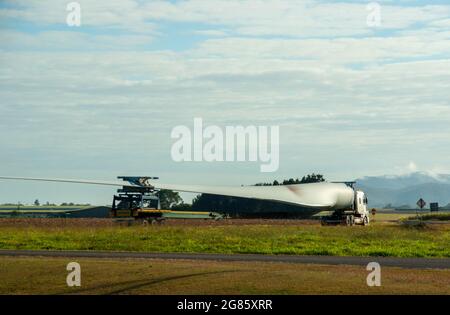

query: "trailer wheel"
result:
(156, 218), (165, 225)
(150, 218), (159, 225)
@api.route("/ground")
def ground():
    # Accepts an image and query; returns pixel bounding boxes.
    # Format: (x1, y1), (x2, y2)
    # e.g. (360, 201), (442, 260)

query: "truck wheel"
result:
(363, 216), (369, 226)
(345, 215), (351, 226)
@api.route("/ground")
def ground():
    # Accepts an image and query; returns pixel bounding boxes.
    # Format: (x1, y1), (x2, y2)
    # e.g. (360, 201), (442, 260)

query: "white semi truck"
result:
(320, 188), (370, 226)
(0, 176), (370, 226)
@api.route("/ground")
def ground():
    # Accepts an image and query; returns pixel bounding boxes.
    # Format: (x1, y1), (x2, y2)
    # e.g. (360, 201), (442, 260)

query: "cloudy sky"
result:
(0, 0), (449, 204)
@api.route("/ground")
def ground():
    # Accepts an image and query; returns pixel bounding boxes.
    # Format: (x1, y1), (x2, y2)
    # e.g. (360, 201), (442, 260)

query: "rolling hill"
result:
(355, 172), (450, 208)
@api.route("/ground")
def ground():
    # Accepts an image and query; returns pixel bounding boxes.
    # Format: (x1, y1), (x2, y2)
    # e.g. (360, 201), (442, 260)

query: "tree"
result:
(34, 199), (40, 206)
(299, 173), (325, 184)
(158, 189), (183, 209)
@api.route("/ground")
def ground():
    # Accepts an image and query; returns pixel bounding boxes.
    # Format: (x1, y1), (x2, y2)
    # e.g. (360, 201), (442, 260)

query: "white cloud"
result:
(0, 30), (154, 51)
(429, 18), (450, 28)
(193, 29), (229, 37)
(189, 35), (450, 64)
(1, 0), (450, 191)
(1, 0), (157, 34)
(408, 161), (418, 172)
(2, 0), (449, 38)
(143, 0), (450, 37)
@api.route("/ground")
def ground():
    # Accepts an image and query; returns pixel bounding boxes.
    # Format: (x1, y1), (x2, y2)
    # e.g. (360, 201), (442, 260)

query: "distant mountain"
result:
(355, 172), (450, 208)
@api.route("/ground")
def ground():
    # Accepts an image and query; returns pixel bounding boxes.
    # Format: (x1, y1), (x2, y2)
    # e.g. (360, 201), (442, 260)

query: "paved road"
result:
(1, 249), (449, 269)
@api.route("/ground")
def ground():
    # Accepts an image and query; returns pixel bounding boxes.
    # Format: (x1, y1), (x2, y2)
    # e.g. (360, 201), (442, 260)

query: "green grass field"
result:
(0, 220), (449, 258)
(1, 256), (449, 294)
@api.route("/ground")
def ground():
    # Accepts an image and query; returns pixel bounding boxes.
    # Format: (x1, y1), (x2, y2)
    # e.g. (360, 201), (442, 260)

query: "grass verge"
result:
(0, 220), (449, 258)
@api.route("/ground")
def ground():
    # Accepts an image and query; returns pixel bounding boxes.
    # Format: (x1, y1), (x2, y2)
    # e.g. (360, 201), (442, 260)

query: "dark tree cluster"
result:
(158, 189), (183, 209)
(254, 173), (325, 186)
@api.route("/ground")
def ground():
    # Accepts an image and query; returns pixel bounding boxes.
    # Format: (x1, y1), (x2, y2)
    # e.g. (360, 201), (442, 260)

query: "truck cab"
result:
(321, 188), (370, 226)
(353, 190), (369, 225)
(355, 190), (368, 214)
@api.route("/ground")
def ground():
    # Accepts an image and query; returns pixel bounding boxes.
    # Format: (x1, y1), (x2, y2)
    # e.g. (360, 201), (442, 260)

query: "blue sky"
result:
(0, 0), (450, 204)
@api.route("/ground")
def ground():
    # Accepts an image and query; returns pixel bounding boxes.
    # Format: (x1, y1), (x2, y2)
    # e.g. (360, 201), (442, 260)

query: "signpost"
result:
(416, 198), (426, 220)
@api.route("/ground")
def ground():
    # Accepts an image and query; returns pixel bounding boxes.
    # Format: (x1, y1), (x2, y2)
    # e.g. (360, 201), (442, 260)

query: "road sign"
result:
(430, 202), (439, 212)
(416, 198), (426, 209)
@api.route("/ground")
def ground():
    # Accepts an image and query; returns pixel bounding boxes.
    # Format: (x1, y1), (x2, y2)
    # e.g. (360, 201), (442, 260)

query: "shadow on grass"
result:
(59, 269), (244, 295)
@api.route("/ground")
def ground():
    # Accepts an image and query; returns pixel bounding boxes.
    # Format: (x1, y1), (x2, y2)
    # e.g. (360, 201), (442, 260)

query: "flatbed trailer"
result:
(111, 188), (224, 223)
(113, 208), (224, 224)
